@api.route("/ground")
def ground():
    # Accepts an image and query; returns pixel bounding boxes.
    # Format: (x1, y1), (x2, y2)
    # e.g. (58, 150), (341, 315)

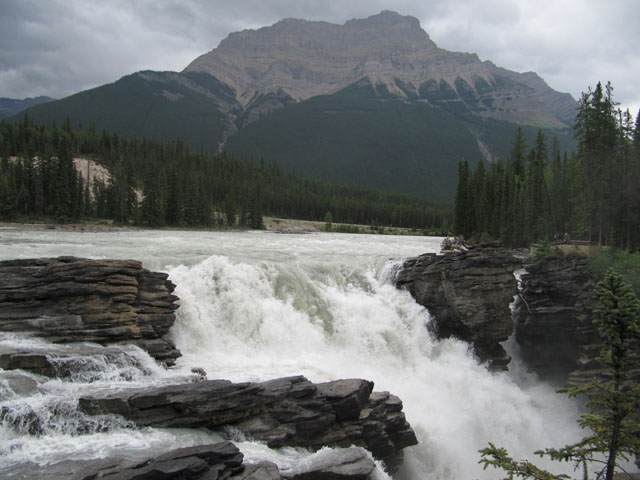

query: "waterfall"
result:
(0, 230), (586, 478)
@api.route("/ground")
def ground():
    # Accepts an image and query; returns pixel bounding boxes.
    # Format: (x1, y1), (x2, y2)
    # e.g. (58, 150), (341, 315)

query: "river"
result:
(0, 228), (584, 479)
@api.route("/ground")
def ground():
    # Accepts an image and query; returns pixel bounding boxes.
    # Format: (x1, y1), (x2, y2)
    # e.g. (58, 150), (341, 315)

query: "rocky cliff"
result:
(0, 256), (181, 365)
(516, 255), (599, 383)
(396, 243), (522, 370)
(396, 245), (626, 385)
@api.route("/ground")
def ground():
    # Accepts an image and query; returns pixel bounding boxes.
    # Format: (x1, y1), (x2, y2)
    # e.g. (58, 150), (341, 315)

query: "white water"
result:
(0, 228), (586, 478)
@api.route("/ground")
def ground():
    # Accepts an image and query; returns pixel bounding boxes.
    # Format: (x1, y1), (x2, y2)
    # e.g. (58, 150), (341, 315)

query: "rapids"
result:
(0, 228), (585, 479)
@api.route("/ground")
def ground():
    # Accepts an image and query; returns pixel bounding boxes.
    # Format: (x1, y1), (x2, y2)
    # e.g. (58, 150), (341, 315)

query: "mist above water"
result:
(0, 229), (584, 478)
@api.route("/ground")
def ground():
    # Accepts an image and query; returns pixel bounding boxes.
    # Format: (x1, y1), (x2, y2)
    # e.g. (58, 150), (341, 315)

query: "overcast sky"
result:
(1, 0), (638, 115)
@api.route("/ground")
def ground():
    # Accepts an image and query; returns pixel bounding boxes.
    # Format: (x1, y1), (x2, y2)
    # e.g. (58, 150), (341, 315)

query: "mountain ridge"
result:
(184, 10), (575, 129)
(0, 96), (55, 119)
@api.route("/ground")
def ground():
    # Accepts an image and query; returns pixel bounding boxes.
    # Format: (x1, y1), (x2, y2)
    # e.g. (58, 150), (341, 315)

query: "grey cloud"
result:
(0, 0), (638, 113)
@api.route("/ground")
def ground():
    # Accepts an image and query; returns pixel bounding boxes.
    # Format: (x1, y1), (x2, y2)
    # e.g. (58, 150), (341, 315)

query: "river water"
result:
(0, 228), (584, 479)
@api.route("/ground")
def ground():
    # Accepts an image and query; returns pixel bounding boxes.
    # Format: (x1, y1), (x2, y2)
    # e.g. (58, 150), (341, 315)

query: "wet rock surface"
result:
(517, 255), (599, 383)
(282, 447), (376, 479)
(0, 442), (244, 480)
(0, 257), (181, 365)
(1, 444), (379, 480)
(78, 375), (416, 471)
(396, 242), (522, 369)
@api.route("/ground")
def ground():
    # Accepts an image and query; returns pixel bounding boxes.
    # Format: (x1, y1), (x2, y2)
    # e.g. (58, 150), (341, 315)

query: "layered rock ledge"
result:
(396, 242), (522, 369)
(3, 442), (378, 480)
(0, 256), (181, 364)
(79, 375), (417, 471)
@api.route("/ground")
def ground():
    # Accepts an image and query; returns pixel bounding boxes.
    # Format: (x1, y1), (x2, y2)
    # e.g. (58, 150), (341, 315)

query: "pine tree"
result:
(249, 181), (264, 230)
(453, 160), (470, 236)
(165, 166), (184, 226)
(526, 130), (549, 242)
(575, 82), (619, 245)
(324, 211), (333, 231)
(510, 127), (527, 179)
(224, 193), (236, 226)
(140, 170), (164, 227)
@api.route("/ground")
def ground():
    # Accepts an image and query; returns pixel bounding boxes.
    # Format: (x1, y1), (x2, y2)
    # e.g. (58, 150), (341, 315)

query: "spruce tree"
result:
(526, 130), (549, 242)
(453, 160), (470, 236)
(224, 193), (236, 226)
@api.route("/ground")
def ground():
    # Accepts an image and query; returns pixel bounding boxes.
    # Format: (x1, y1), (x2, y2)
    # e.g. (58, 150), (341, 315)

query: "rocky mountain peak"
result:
(185, 11), (440, 105)
(345, 10), (424, 33)
(183, 10), (575, 129)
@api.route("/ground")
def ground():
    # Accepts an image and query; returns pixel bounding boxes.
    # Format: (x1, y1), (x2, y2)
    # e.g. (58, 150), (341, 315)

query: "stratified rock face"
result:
(185, 10), (575, 128)
(517, 255), (599, 383)
(0, 257), (180, 364)
(396, 243), (522, 369)
(78, 375), (417, 471)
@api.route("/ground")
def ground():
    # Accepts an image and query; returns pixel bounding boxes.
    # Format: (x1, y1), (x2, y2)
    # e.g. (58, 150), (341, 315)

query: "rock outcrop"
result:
(3, 444), (377, 480)
(517, 254), (599, 384)
(396, 243), (522, 369)
(2, 442), (245, 480)
(79, 375), (416, 472)
(397, 244), (631, 385)
(0, 257), (181, 365)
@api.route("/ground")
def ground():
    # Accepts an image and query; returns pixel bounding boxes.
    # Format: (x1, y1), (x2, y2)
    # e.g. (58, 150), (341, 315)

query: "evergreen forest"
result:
(0, 116), (450, 232)
(454, 82), (640, 250)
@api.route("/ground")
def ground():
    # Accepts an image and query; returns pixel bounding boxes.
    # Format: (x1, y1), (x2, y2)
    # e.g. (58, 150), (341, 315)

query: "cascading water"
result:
(0, 229), (586, 478)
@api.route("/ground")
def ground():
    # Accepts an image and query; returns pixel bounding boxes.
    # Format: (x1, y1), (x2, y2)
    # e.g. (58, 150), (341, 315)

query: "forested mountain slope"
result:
(16, 11), (577, 201)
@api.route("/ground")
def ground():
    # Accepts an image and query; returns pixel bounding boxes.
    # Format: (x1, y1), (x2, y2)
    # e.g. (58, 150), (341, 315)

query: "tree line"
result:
(0, 116), (451, 231)
(454, 82), (640, 249)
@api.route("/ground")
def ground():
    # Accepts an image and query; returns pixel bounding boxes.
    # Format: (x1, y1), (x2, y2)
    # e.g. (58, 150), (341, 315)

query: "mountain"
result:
(186, 10), (575, 129)
(0, 96), (54, 119)
(16, 11), (577, 201)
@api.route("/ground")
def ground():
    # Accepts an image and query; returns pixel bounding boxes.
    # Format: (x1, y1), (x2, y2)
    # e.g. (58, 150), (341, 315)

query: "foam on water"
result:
(0, 229), (588, 478)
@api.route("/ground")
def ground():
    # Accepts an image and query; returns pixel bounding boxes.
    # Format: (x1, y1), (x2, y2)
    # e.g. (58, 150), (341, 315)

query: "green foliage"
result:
(587, 249), (640, 295)
(479, 270), (640, 480)
(533, 240), (564, 263)
(479, 443), (569, 480)
(334, 223), (360, 233)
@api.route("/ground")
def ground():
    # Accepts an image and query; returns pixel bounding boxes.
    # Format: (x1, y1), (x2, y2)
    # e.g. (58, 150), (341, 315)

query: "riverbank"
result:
(0, 218), (432, 236)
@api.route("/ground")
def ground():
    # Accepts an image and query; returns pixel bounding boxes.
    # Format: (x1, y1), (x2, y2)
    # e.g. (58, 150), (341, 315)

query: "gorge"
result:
(0, 229), (603, 478)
